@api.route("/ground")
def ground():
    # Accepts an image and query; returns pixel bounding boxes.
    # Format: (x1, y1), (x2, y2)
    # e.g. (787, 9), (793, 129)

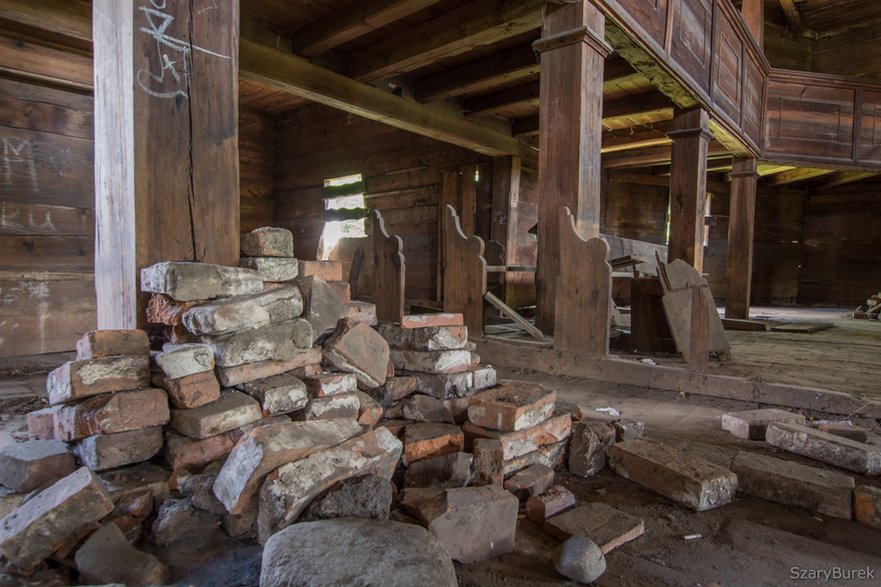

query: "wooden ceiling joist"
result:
(762, 167), (833, 187)
(809, 170), (879, 190)
(601, 142), (730, 169)
(778, 0), (807, 35)
(292, 0), (442, 57)
(239, 39), (535, 166)
(464, 81), (539, 118)
(350, 0), (544, 82)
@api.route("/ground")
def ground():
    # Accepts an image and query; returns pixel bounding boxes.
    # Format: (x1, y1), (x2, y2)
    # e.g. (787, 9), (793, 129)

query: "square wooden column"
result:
(740, 0), (764, 48)
(667, 107), (712, 272)
(725, 157), (759, 319)
(93, 0), (240, 329)
(533, 0), (610, 333)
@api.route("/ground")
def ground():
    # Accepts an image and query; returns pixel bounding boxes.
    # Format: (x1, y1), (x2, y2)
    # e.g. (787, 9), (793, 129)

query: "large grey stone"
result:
(555, 535), (606, 584)
(75, 522), (165, 586)
(183, 287), (304, 336)
(377, 324), (469, 351)
(202, 319), (313, 367)
(140, 261), (263, 301)
(240, 257), (299, 282)
(241, 227), (294, 258)
(301, 474), (392, 522)
(260, 518), (457, 587)
(238, 373), (309, 416)
(296, 276), (347, 343)
(0, 440), (75, 492)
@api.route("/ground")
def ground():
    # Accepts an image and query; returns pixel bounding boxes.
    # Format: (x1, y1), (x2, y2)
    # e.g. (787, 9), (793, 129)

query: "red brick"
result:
(504, 439), (567, 476)
(26, 406), (61, 440)
(464, 414), (571, 460)
(344, 300), (378, 326)
(76, 330), (149, 360)
(0, 440), (75, 492)
(472, 438), (504, 486)
(54, 388), (170, 442)
(215, 348), (322, 386)
(526, 485), (576, 523)
(721, 409), (806, 440)
(544, 502), (645, 554)
(241, 227), (293, 257)
(298, 260), (342, 281)
(400, 313), (464, 329)
(164, 430), (240, 471)
(152, 369), (221, 409)
(169, 390), (262, 439)
(146, 293), (197, 326)
(817, 423), (870, 442)
(390, 350), (472, 374)
(402, 423), (464, 465)
(303, 373), (357, 397)
(323, 319), (390, 388)
(854, 485), (881, 530)
(504, 464), (554, 500)
(467, 381), (556, 431)
(74, 427), (164, 472)
(47, 356), (151, 405)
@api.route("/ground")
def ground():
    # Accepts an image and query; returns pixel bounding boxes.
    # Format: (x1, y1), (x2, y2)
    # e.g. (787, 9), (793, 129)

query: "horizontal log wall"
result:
(239, 107), (276, 232)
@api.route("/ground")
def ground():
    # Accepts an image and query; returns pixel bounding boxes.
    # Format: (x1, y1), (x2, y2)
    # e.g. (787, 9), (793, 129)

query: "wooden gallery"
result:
(0, 0), (880, 585)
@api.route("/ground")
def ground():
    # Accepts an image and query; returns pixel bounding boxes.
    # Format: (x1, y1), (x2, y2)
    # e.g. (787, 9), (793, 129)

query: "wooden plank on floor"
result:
(721, 318), (773, 331)
(770, 322), (834, 333)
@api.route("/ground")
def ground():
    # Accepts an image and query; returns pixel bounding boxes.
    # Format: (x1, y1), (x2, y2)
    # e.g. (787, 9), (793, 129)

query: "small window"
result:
(319, 174), (368, 260)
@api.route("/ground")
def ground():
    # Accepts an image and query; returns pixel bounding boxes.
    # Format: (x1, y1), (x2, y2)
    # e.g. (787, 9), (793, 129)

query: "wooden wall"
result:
(601, 175), (668, 245)
(239, 107), (276, 232)
(813, 24), (881, 80)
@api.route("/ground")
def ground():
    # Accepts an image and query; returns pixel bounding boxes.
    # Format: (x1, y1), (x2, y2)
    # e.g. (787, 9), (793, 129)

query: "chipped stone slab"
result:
(257, 428), (402, 541)
(403, 423), (465, 465)
(152, 369), (220, 409)
(73, 427), (164, 472)
(721, 409), (806, 440)
(0, 440), (74, 492)
(545, 502), (645, 554)
(526, 485), (576, 523)
(213, 419), (363, 515)
(323, 319), (390, 388)
(377, 324), (469, 351)
(202, 319), (312, 367)
(241, 227), (294, 257)
(400, 313), (464, 329)
(47, 355), (151, 406)
(238, 373), (308, 416)
(468, 382), (556, 431)
(170, 390), (262, 439)
(465, 414), (572, 460)
(76, 330), (149, 360)
(216, 348), (322, 387)
(855, 485), (881, 530)
(240, 257), (299, 282)
(155, 343), (214, 380)
(183, 287), (303, 336)
(344, 300), (378, 326)
(731, 451), (854, 519)
(0, 467), (114, 568)
(390, 350), (472, 374)
(140, 261), (262, 301)
(766, 422), (881, 475)
(608, 439), (737, 511)
(54, 388), (170, 442)
(297, 260), (342, 281)
(296, 276), (347, 343)
(75, 522), (165, 586)
(405, 452), (473, 489)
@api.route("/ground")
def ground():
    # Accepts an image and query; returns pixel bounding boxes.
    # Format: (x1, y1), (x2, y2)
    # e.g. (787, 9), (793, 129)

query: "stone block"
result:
(405, 452), (473, 489)
(240, 257), (299, 282)
(401, 313), (464, 329)
(75, 522), (165, 586)
(215, 348), (322, 387)
(817, 423), (870, 442)
(390, 350), (472, 374)
(238, 373), (308, 416)
(468, 382), (556, 431)
(140, 261), (262, 301)
(0, 467), (114, 568)
(165, 429), (240, 471)
(612, 419), (645, 441)
(414, 371), (473, 400)
(297, 260), (342, 281)
(146, 293), (196, 326)
(504, 463), (554, 500)
(377, 324), (468, 351)
(202, 319), (312, 367)
(300, 474), (391, 522)
(525, 485), (576, 523)
(76, 330), (149, 360)
(721, 408), (806, 440)
(183, 286), (303, 336)
(26, 406), (61, 440)
(472, 365), (497, 391)
(170, 390), (262, 439)
(327, 281), (351, 303)
(402, 423), (464, 465)
(295, 276), (347, 342)
(731, 451), (854, 519)
(98, 463), (171, 504)
(154, 343), (214, 379)
(568, 421), (616, 478)
(854, 485), (881, 530)
(149, 497), (220, 547)
(257, 428), (402, 541)
(323, 319), (390, 388)
(355, 391), (383, 427)
(54, 388), (170, 442)
(304, 372), (357, 397)
(442, 397), (472, 423)
(473, 438), (504, 486)
(368, 376), (419, 407)
(766, 422), (881, 475)
(609, 439), (737, 511)
(213, 419), (363, 515)
(152, 369), (220, 409)
(545, 502), (645, 554)
(47, 355), (151, 405)
(0, 440), (75, 492)
(240, 227), (294, 257)
(504, 439), (567, 476)
(402, 394), (455, 424)
(345, 300), (378, 326)
(73, 427), (164, 472)
(465, 414), (572, 460)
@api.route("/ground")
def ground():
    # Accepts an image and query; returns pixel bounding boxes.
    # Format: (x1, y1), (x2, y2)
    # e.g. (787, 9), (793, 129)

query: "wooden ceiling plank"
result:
(809, 170), (879, 190)
(762, 167), (834, 187)
(464, 81), (539, 118)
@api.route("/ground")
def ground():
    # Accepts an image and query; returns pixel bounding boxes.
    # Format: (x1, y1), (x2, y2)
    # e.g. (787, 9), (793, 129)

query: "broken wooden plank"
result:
(484, 291), (544, 342)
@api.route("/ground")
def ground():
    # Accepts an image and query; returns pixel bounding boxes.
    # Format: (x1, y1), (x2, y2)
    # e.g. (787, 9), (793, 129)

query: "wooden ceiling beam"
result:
(239, 39), (536, 167)
(778, 0), (807, 35)
(809, 170), (879, 190)
(601, 142), (730, 169)
(607, 169), (730, 194)
(350, 0), (544, 82)
(413, 43), (539, 103)
(464, 81), (539, 118)
(761, 167), (834, 187)
(293, 0), (442, 57)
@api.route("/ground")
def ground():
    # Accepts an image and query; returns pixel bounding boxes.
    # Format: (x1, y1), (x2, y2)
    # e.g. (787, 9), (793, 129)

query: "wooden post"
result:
(725, 157), (759, 320)
(491, 156), (522, 303)
(533, 0), (610, 333)
(442, 204), (487, 336)
(93, 0), (240, 329)
(667, 107), (712, 272)
(740, 0), (764, 48)
(372, 210), (406, 324)
(555, 207), (611, 356)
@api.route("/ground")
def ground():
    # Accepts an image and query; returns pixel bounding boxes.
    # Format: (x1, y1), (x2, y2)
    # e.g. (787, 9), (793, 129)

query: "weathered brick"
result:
(731, 451), (854, 519)
(0, 467), (114, 568)
(390, 350), (472, 374)
(817, 423), (870, 442)
(465, 414), (572, 460)
(609, 439), (737, 511)
(238, 373), (308, 416)
(164, 419), (292, 471)
(26, 405), (62, 440)
(0, 440), (75, 492)
(140, 261), (262, 301)
(297, 260), (342, 281)
(854, 485), (881, 530)
(568, 421), (616, 477)
(297, 392), (360, 421)
(54, 388), (170, 442)
(215, 348), (322, 387)
(240, 257), (299, 282)
(295, 276), (347, 342)
(344, 300), (378, 326)
(721, 408), (806, 440)
(304, 372), (357, 397)
(355, 391), (383, 427)
(213, 419), (363, 515)
(146, 293), (196, 326)
(98, 463), (171, 504)
(471, 365), (497, 391)
(47, 355), (151, 405)
(202, 319), (313, 367)
(403, 423), (464, 465)
(323, 319), (390, 388)
(327, 281), (351, 303)
(400, 313), (464, 329)
(404, 452), (473, 489)
(468, 382), (556, 431)
(505, 439), (566, 476)
(505, 463), (555, 500)
(766, 422), (881, 475)
(413, 371), (473, 400)
(473, 438), (504, 486)
(154, 343), (214, 379)
(183, 286), (303, 336)
(240, 227), (294, 258)
(544, 502), (645, 554)
(525, 485), (576, 523)
(402, 394), (455, 424)
(152, 369), (220, 409)
(368, 375), (419, 407)
(76, 330), (149, 360)
(169, 390), (262, 439)
(74, 522), (165, 586)
(73, 427), (164, 472)
(377, 324), (469, 351)
(257, 428), (402, 542)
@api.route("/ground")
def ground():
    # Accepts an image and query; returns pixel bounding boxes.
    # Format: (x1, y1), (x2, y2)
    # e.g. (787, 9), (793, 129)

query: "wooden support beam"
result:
(93, 0), (240, 329)
(240, 39), (535, 166)
(602, 121), (673, 153)
(442, 205), (487, 336)
(534, 0), (610, 333)
(464, 81), (539, 118)
(761, 167), (834, 187)
(602, 141), (729, 170)
(293, 0), (441, 57)
(351, 0), (544, 82)
(554, 207), (611, 356)
(740, 0), (764, 48)
(0, 0), (92, 52)
(667, 108), (712, 272)
(372, 210), (406, 323)
(778, 0), (806, 35)
(725, 157), (759, 320)
(490, 156), (522, 303)
(414, 43), (539, 103)
(607, 170), (730, 195)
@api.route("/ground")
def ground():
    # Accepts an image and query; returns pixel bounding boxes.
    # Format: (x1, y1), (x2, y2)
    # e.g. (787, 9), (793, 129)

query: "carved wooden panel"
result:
(765, 81), (854, 161)
(669, 0), (713, 92)
(616, 0), (669, 47)
(858, 90), (881, 165)
(711, 11), (743, 125)
(741, 55), (764, 146)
